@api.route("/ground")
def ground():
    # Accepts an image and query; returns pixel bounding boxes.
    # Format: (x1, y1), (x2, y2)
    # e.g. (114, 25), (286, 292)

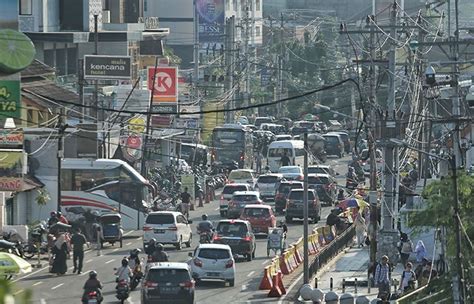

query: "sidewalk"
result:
(296, 243), (405, 302)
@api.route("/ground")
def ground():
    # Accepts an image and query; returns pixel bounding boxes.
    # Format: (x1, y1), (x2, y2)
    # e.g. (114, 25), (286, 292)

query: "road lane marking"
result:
(80, 271), (89, 276)
(32, 281), (43, 286)
(215, 207), (220, 211)
(40, 299), (46, 304)
(241, 284), (248, 291)
(124, 231), (134, 236)
(247, 271), (255, 277)
(86, 259), (93, 263)
(261, 260), (270, 265)
(13, 289), (24, 295)
(105, 259), (116, 264)
(126, 242), (132, 246)
(51, 283), (64, 290)
(112, 248), (120, 252)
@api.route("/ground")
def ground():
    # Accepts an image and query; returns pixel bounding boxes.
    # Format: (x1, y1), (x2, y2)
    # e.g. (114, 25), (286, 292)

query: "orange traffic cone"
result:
(268, 274), (284, 297)
(276, 271), (286, 295)
(279, 255), (291, 275)
(259, 266), (273, 290)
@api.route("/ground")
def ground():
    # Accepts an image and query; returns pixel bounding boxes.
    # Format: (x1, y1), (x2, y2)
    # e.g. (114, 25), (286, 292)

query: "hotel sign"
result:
(84, 55), (132, 80)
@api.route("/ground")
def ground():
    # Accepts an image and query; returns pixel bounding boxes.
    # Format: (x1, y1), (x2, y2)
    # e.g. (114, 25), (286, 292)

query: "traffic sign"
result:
(148, 67), (178, 102)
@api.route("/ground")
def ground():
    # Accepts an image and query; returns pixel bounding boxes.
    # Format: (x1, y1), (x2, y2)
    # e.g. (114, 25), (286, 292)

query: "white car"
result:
(227, 169), (257, 189)
(142, 211), (193, 250)
(275, 134), (292, 141)
(278, 166), (304, 181)
(220, 183), (253, 217)
(256, 174), (284, 201)
(360, 149), (383, 176)
(188, 244), (235, 286)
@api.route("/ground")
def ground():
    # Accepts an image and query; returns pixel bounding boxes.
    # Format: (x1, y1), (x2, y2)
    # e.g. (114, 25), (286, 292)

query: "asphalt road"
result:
(13, 155), (351, 304)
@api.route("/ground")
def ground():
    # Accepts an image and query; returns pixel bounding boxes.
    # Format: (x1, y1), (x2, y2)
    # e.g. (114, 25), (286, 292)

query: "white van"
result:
(267, 140), (305, 172)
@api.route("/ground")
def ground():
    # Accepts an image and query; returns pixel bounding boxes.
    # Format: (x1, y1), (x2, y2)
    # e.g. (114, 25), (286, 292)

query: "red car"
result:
(239, 204), (276, 234)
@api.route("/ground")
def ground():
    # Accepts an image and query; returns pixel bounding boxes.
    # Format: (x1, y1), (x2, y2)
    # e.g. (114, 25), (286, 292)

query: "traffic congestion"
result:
(10, 117), (360, 303)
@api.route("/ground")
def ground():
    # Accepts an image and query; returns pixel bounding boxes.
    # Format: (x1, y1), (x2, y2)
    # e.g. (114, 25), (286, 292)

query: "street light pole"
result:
(303, 132), (309, 284)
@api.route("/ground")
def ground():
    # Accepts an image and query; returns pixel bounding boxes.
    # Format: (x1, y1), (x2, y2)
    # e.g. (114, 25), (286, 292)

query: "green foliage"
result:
(408, 173), (474, 269)
(35, 188), (50, 206)
(163, 46), (182, 65)
(0, 279), (31, 303)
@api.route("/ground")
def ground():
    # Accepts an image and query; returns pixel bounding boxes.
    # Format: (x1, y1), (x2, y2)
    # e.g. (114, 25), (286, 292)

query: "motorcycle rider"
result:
(128, 249), (142, 289)
(115, 257), (132, 285)
(197, 214), (214, 242)
(145, 238), (157, 256)
(151, 243), (169, 262)
(47, 211), (59, 228)
(82, 270), (103, 303)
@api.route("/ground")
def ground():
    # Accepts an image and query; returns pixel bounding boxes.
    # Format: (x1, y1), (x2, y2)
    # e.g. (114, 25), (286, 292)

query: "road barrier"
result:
(259, 224), (354, 297)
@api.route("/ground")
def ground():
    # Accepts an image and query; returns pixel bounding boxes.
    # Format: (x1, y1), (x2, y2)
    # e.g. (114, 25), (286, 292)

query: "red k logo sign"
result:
(148, 67), (178, 102)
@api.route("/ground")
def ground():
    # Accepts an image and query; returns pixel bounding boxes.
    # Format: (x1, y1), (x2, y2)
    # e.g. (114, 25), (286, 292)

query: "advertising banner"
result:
(196, 0), (225, 43)
(84, 56), (132, 80)
(0, 129), (23, 148)
(148, 67), (178, 102)
(0, 80), (21, 119)
(0, 150), (25, 191)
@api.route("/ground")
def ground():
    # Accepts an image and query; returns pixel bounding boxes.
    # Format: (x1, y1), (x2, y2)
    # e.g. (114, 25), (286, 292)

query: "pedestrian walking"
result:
(51, 234), (68, 275)
(354, 206), (367, 247)
(374, 255), (391, 300)
(399, 262), (416, 293)
(415, 240), (426, 263)
(256, 151), (263, 174)
(399, 233), (414, 267)
(71, 228), (88, 274)
(180, 187), (191, 220)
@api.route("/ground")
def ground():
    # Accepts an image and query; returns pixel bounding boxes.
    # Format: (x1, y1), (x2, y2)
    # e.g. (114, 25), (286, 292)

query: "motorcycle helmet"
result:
(121, 257), (129, 267)
(130, 248), (141, 257)
(57, 211), (62, 217)
(50, 211), (57, 217)
(149, 238), (156, 245)
(201, 214), (208, 221)
(89, 270), (97, 279)
(156, 243), (164, 251)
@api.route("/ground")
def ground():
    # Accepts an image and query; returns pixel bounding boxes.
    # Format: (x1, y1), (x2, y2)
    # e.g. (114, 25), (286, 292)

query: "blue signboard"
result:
(196, 0), (225, 43)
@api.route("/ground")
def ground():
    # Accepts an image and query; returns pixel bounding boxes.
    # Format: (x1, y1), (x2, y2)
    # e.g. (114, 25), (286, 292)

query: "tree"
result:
(408, 172), (474, 275)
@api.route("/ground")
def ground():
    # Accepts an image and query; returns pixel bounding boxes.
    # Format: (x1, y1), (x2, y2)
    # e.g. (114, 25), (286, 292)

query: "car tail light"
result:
(144, 281), (158, 288)
(88, 291), (97, 298)
(220, 194), (224, 201)
(225, 259), (234, 268)
(179, 280), (195, 289)
(213, 234), (222, 241)
(240, 153), (244, 161)
(243, 235), (252, 242)
(168, 225), (178, 231)
(143, 226), (153, 231)
(193, 258), (203, 267)
(297, 175), (304, 180)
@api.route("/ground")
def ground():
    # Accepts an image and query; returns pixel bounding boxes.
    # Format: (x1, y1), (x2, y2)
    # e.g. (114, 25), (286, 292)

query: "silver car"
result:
(256, 174), (284, 201)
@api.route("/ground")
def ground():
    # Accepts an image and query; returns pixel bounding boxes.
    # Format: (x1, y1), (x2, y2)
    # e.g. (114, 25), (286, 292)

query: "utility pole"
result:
(193, 0), (200, 108)
(277, 13), (284, 115)
(57, 109), (66, 213)
(243, 0), (250, 108)
(93, 14), (103, 159)
(225, 16), (235, 123)
(303, 132), (309, 284)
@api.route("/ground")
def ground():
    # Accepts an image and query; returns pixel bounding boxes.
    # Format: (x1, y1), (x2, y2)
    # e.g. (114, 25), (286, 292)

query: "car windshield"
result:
(308, 176), (330, 185)
(257, 176), (279, 183)
(233, 195), (258, 201)
(198, 248), (230, 259)
(243, 208), (270, 217)
(146, 214), (174, 225)
(147, 269), (190, 284)
(278, 167), (301, 174)
(324, 136), (339, 143)
(308, 167), (326, 174)
(229, 171), (252, 179)
(222, 185), (248, 194)
(268, 148), (292, 157)
(279, 184), (303, 194)
(217, 222), (248, 237)
(289, 191), (315, 200)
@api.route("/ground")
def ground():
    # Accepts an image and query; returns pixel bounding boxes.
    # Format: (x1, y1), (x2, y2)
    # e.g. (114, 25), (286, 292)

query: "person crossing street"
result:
(71, 228), (87, 274)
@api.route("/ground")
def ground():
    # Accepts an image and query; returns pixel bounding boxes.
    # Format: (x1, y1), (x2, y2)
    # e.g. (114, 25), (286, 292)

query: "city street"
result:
(12, 156), (351, 304)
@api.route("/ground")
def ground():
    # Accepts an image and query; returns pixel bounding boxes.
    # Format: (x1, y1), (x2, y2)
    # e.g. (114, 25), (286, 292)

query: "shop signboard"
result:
(0, 149), (26, 191)
(0, 80), (21, 119)
(84, 55), (132, 80)
(196, 0), (225, 43)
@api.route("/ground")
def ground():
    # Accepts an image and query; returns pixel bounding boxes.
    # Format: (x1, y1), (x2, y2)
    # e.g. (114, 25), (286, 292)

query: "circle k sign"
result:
(148, 66), (178, 102)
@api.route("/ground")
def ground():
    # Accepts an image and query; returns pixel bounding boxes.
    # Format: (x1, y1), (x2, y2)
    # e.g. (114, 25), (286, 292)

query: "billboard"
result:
(0, 150), (25, 191)
(0, 80), (21, 119)
(84, 56), (132, 80)
(196, 0), (225, 43)
(148, 67), (178, 102)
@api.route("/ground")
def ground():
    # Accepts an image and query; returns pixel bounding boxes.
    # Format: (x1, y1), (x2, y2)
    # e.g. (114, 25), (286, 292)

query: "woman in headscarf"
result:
(415, 240), (426, 263)
(354, 206), (367, 247)
(51, 234), (68, 275)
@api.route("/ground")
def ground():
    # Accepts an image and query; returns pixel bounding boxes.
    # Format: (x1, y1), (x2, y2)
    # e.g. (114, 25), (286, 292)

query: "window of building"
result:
(256, 0), (261, 11)
(19, 0), (32, 15)
(256, 26), (261, 37)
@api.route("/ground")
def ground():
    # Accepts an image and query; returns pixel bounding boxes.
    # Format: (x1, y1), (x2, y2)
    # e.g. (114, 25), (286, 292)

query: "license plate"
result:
(160, 287), (175, 294)
(207, 272), (220, 277)
(154, 229), (165, 234)
(87, 300), (97, 304)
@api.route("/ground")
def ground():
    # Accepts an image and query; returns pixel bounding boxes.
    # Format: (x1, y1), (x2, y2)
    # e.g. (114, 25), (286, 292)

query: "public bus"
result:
(211, 124), (254, 169)
(60, 159), (154, 230)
